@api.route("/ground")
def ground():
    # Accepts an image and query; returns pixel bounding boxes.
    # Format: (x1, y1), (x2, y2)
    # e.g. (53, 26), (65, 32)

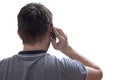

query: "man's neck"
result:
(23, 42), (49, 51)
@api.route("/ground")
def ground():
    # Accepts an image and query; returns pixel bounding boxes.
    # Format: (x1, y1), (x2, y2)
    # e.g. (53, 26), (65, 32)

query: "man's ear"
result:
(17, 31), (22, 40)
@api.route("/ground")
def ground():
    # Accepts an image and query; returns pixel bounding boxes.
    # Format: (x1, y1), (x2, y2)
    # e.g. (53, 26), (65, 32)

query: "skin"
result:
(18, 26), (103, 80)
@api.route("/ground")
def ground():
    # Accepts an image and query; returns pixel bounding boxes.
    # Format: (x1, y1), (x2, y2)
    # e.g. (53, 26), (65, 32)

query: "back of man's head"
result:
(18, 3), (52, 45)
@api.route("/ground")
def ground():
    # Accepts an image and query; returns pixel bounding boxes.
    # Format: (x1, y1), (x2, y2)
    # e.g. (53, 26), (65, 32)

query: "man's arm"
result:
(51, 28), (103, 80)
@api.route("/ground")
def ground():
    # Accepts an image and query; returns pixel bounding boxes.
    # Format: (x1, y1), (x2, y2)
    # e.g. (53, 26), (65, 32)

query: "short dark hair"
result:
(17, 3), (52, 45)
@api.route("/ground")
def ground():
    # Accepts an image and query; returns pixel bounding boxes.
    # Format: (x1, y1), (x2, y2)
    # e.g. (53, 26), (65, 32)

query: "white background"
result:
(0, 0), (120, 80)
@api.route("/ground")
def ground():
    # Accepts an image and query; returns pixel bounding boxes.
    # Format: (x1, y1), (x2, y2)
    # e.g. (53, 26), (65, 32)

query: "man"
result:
(0, 3), (103, 80)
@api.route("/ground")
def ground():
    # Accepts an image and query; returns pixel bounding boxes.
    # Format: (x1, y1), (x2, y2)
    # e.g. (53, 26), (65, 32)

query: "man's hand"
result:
(51, 28), (69, 53)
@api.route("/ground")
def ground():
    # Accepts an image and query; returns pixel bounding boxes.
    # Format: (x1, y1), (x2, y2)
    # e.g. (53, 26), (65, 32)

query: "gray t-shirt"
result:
(0, 51), (87, 80)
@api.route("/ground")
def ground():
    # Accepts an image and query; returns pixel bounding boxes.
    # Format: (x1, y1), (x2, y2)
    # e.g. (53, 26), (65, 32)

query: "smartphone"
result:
(50, 23), (56, 40)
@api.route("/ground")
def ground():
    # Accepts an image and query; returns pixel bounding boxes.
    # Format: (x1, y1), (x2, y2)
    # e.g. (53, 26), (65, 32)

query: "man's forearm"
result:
(62, 46), (101, 70)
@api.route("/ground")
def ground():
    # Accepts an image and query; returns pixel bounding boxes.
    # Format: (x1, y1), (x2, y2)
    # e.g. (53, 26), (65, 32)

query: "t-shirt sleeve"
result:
(59, 58), (87, 80)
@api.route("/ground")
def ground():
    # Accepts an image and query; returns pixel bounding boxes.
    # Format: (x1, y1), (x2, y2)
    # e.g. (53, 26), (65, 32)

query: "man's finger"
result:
(57, 28), (66, 38)
(51, 38), (58, 49)
(53, 28), (65, 41)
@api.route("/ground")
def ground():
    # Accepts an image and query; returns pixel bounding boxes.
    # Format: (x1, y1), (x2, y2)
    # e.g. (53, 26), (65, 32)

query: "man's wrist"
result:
(61, 45), (73, 55)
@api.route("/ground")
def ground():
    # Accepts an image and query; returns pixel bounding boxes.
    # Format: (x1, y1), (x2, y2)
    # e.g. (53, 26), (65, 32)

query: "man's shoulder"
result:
(56, 57), (87, 80)
(0, 55), (17, 64)
(58, 57), (80, 65)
